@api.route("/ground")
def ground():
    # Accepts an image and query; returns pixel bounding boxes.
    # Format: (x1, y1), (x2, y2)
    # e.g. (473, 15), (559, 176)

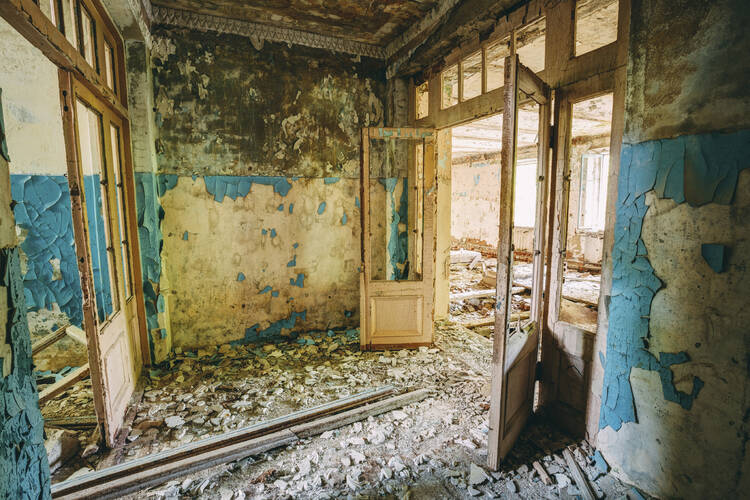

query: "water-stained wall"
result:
(149, 26), (386, 349)
(596, 0), (750, 497)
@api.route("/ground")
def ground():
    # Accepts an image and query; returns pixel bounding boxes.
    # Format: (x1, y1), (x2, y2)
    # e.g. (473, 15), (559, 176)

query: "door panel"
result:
(360, 128), (437, 350)
(71, 79), (138, 447)
(487, 56), (551, 469)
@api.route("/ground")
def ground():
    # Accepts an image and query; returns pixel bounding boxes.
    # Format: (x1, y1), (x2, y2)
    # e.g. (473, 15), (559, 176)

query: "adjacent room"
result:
(1, 0), (749, 499)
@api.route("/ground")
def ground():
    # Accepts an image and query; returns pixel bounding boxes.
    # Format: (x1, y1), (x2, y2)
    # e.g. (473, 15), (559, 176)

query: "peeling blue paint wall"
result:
(9, 175), (83, 326)
(599, 131), (750, 430)
(0, 247), (51, 499)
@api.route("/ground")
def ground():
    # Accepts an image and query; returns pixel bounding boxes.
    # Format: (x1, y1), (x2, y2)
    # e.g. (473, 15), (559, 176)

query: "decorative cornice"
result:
(152, 5), (386, 59)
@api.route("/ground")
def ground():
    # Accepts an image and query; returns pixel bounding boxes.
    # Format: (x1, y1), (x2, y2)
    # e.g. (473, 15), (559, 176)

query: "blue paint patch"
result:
(237, 272), (245, 282)
(593, 450), (609, 473)
(341, 213), (348, 225)
(344, 310), (353, 318)
(289, 203), (294, 214)
(293, 243), (299, 248)
(324, 177), (340, 184)
(290, 273), (305, 288)
(232, 310), (307, 344)
(473, 174), (481, 185)
(600, 129), (750, 431)
(203, 175), (292, 202)
(277, 204), (284, 211)
(259, 285), (272, 294)
(156, 174), (178, 196)
(270, 228), (277, 238)
(287, 256), (297, 267)
(182, 231), (189, 241)
(271, 290), (279, 297)
(10, 175), (83, 326)
(262, 229), (268, 235)
(355, 196), (360, 208)
(701, 243), (729, 273)
(317, 202), (326, 214)
(156, 294), (166, 313)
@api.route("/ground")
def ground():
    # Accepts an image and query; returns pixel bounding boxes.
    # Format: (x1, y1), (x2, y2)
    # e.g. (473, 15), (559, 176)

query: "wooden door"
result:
(360, 127), (437, 349)
(64, 76), (140, 447)
(487, 55), (551, 469)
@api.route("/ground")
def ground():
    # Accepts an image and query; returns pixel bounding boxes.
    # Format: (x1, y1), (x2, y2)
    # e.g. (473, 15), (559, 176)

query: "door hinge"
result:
(535, 361), (543, 381)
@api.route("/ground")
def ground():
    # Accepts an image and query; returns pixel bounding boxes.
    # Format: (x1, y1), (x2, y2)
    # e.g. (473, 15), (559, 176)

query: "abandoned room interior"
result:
(1, 0), (748, 498)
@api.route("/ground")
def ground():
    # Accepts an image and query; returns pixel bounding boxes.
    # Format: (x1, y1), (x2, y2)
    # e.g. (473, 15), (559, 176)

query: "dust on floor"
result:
(73, 322), (641, 500)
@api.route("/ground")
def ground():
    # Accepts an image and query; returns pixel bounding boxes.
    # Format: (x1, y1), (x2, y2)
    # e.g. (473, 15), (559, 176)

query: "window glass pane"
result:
(575, 0), (618, 56)
(415, 81), (429, 119)
(485, 38), (509, 91)
(517, 17), (546, 73)
(368, 137), (426, 281)
(578, 154), (609, 231)
(110, 124), (132, 298)
(104, 41), (115, 91)
(76, 99), (118, 322)
(80, 7), (96, 70)
(63, 0), (77, 49)
(441, 64), (458, 109)
(461, 51), (482, 101)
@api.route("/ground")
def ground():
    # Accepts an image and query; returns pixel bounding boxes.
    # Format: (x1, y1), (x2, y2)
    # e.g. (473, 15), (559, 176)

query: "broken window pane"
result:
(441, 64), (458, 109)
(104, 40), (115, 92)
(415, 81), (429, 119)
(80, 6), (97, 71)
(368, 136), (426, 281)
(485, 37), (510, 92)
(76, 99), (118, 321)
(575, 0), (619, 56)
(578, 153), (609, 231)
(461, 51), (482, 101)
(62, 0), (77, 49)
(517, 17), (546, 73)
(110, 124), (132, 298)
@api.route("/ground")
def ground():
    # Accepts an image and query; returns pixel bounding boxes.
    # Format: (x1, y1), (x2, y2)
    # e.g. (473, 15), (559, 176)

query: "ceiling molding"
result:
(385, 0), (461, 59)
(151, 5), (386, 59)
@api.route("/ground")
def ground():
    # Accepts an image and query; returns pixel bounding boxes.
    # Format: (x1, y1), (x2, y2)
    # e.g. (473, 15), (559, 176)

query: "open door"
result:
(359, 127), (437, 349)
(59, 72), (141, 447)
(488, 55), (551, 468)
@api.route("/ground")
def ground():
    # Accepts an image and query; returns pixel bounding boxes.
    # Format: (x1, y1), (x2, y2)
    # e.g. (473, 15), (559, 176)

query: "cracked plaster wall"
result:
(596, 0), (750, 498)
(149, 27), (387, 349)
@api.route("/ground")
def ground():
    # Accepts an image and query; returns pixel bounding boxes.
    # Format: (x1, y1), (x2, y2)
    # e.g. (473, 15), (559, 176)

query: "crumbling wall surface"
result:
(150, 27), (385, 348)
(597, 1), (750, 497)
(0, 19), (83, 330)
(0, 150), (51, 499)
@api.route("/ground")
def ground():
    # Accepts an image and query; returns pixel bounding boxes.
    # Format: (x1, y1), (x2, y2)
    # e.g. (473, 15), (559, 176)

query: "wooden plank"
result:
(65, 325), (87, 345)
(533, 460), (552, 485)
(56, 430), (297, 500)
(31, 324), (69, 355)
(39, 363), (90, 405)
(290, 388), (431, 438)
(368, 127), (435, 139)
(51, 386), (395, 497)
(464, 311), (530, 329)
(44, 415), (98, 429)
(518, 62), (549, 104)
(52, 387), (418, 499)
(563, 448), (596, 500)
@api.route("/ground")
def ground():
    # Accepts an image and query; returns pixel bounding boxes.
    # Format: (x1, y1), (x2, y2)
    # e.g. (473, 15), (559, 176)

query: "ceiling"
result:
(151, 0), (442, 46)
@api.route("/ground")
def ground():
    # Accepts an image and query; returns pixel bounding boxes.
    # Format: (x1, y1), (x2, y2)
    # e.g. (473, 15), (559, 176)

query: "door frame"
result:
(359, 127), (438, 350)
(58, 69), (147, 444)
